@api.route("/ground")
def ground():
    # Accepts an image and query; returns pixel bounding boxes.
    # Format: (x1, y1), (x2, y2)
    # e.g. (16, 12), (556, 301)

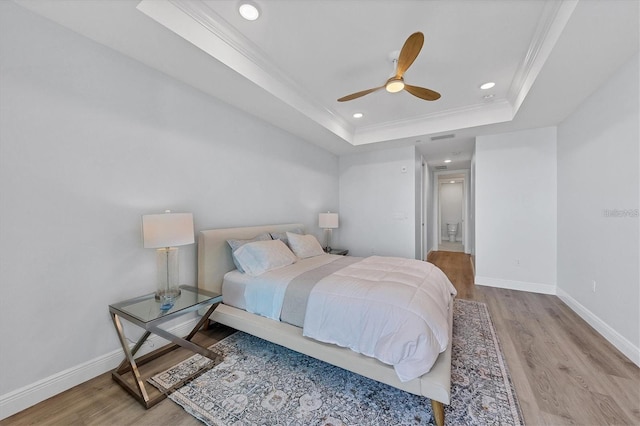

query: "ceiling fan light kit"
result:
(385, 78), (405, 93)
(338, 32), (441, 103)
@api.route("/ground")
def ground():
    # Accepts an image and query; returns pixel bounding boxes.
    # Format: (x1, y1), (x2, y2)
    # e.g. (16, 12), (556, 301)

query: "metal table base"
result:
(110, 300), (221, 408)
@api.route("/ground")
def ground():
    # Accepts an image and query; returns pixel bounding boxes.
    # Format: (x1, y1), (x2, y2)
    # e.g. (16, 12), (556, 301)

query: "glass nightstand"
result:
(109, 285), (222, 408)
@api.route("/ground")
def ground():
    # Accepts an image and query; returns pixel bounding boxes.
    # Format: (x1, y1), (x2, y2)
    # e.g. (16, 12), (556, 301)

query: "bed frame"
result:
(197, 223), (452, 426)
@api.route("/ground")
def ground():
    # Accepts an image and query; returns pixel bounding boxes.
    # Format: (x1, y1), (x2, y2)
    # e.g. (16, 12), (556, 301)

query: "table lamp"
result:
(319, 211), (339, 252)
(142, 211), (194, 301)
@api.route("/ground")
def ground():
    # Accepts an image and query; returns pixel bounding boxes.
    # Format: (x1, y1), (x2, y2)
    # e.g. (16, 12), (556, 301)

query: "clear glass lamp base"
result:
(154, 287), (181, 300)
(154, 247), (182, 309)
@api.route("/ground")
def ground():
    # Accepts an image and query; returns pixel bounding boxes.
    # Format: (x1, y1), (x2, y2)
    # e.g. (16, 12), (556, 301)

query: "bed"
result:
(197, 223), (455, 426)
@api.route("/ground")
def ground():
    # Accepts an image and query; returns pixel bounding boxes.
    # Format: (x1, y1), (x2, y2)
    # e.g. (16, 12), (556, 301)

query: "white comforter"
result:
(241, 255), (456, 382)
(303, 256), (457, 382)
(242, 255), (341, 320)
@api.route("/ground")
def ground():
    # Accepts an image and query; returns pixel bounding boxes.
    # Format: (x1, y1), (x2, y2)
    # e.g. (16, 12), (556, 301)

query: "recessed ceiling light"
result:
(450, 180), (455, 184)
(239, 2), (260, 21)
(353, 112), (364, 118)
(480, 82), (495, 90)
(444, 159), (452, 163)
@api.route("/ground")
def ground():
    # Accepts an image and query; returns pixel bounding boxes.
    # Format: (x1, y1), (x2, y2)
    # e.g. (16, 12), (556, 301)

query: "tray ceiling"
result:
(13, 0), (640, 162)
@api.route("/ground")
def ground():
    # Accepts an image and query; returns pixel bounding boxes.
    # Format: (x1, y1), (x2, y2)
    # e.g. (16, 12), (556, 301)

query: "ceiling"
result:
(13, 0), (639, 170)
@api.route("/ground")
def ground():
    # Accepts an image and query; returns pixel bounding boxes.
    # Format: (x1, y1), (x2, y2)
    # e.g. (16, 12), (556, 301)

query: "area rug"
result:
(150, 299), (524, 425)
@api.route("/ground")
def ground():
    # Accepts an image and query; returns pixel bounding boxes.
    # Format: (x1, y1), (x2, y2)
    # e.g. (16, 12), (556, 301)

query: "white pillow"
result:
(233, 239), (297, 276)
(227, 233), (272, 273)
(270, 228), (304, 247)
(286, 232), (325, 259)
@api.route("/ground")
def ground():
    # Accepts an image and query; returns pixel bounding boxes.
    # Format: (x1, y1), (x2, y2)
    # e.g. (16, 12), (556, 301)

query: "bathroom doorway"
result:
(435, 171), (468, 253)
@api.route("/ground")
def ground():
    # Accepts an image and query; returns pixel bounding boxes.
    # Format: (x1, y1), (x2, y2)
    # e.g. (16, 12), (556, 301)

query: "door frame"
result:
(433, 169), (470, 253)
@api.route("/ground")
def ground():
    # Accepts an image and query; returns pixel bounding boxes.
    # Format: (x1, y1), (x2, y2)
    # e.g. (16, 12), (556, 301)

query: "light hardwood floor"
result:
(2, 251), (638, 425)
(427, 250), (639, 425)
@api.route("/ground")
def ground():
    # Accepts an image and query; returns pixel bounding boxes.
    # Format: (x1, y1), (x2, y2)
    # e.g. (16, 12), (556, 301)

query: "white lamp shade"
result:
(319, 212), (339, 229)
(142, 212), (194, 248)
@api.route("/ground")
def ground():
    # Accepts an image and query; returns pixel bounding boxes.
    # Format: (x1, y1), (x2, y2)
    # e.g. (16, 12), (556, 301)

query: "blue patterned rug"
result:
(150, 299), (524, 425)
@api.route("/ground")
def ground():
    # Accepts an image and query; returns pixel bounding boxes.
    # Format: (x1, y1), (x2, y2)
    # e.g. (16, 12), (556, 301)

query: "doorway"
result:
(433, 170), (470, 254)
(439, 178), (464, 252)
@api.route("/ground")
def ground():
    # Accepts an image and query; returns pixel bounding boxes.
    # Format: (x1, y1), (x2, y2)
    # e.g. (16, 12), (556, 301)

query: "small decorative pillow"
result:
(270, 228), (304, 247)
(232, 239), (297, 276)
(227, 233), (272, 273)
(286, 232), (325, 259)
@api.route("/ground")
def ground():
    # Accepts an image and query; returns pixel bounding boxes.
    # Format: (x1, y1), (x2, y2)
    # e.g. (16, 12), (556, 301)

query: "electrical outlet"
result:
(515, 259), (520, 266)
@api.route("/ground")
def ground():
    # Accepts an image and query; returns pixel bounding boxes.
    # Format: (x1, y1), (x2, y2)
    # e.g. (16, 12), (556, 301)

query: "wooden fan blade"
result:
(337, 86), (384, 102)
(396, 32), (424, 78)
(404, 84), (441, 101)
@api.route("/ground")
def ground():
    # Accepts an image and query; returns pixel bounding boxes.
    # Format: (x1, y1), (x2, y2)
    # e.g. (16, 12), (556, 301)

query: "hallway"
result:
(436, 241), (464, 253)
(427, 250), (474, 299)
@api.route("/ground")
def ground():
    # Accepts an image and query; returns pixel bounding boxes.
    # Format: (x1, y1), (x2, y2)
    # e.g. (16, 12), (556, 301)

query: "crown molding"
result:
(507, 0), (578, 113)
(137, 0), (576, 148)
(137, 0), (354, 142)
(352, 100), (513, 146)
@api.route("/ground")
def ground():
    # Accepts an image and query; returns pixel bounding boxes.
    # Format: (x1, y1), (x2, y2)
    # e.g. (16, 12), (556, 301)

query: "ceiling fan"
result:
(337, 32), (441, 102)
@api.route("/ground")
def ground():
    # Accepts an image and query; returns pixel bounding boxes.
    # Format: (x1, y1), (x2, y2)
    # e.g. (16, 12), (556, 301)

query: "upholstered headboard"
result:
(197, 223), (305, 294)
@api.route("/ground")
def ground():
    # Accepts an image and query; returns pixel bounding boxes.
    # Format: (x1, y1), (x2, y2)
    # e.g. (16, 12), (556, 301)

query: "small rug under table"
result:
(149, 299), (524, 425)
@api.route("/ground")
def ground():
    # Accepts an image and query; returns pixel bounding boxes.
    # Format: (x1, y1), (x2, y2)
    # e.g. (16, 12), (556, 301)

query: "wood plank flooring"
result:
(3, 251), (638, 425)
(427, 250), (640, 425)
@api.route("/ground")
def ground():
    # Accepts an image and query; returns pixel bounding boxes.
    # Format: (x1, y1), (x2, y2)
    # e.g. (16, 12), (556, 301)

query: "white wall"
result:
(414, 149), (423, 259)
(339, 146), (416, 258)
(0, 2), (338, 415)
(557, 53), (639, 364)
(475, 127), (557, 294)
(424, 162), (435, 256)
(468, 149), (476, 255)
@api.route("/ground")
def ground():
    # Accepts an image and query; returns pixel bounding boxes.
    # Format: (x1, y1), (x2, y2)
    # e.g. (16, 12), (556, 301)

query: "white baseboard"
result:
(473, 276), (639, 367)
(475, 275), (557, 295)
(556, 288), (640, 367)
(0, 317), (201, 420)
